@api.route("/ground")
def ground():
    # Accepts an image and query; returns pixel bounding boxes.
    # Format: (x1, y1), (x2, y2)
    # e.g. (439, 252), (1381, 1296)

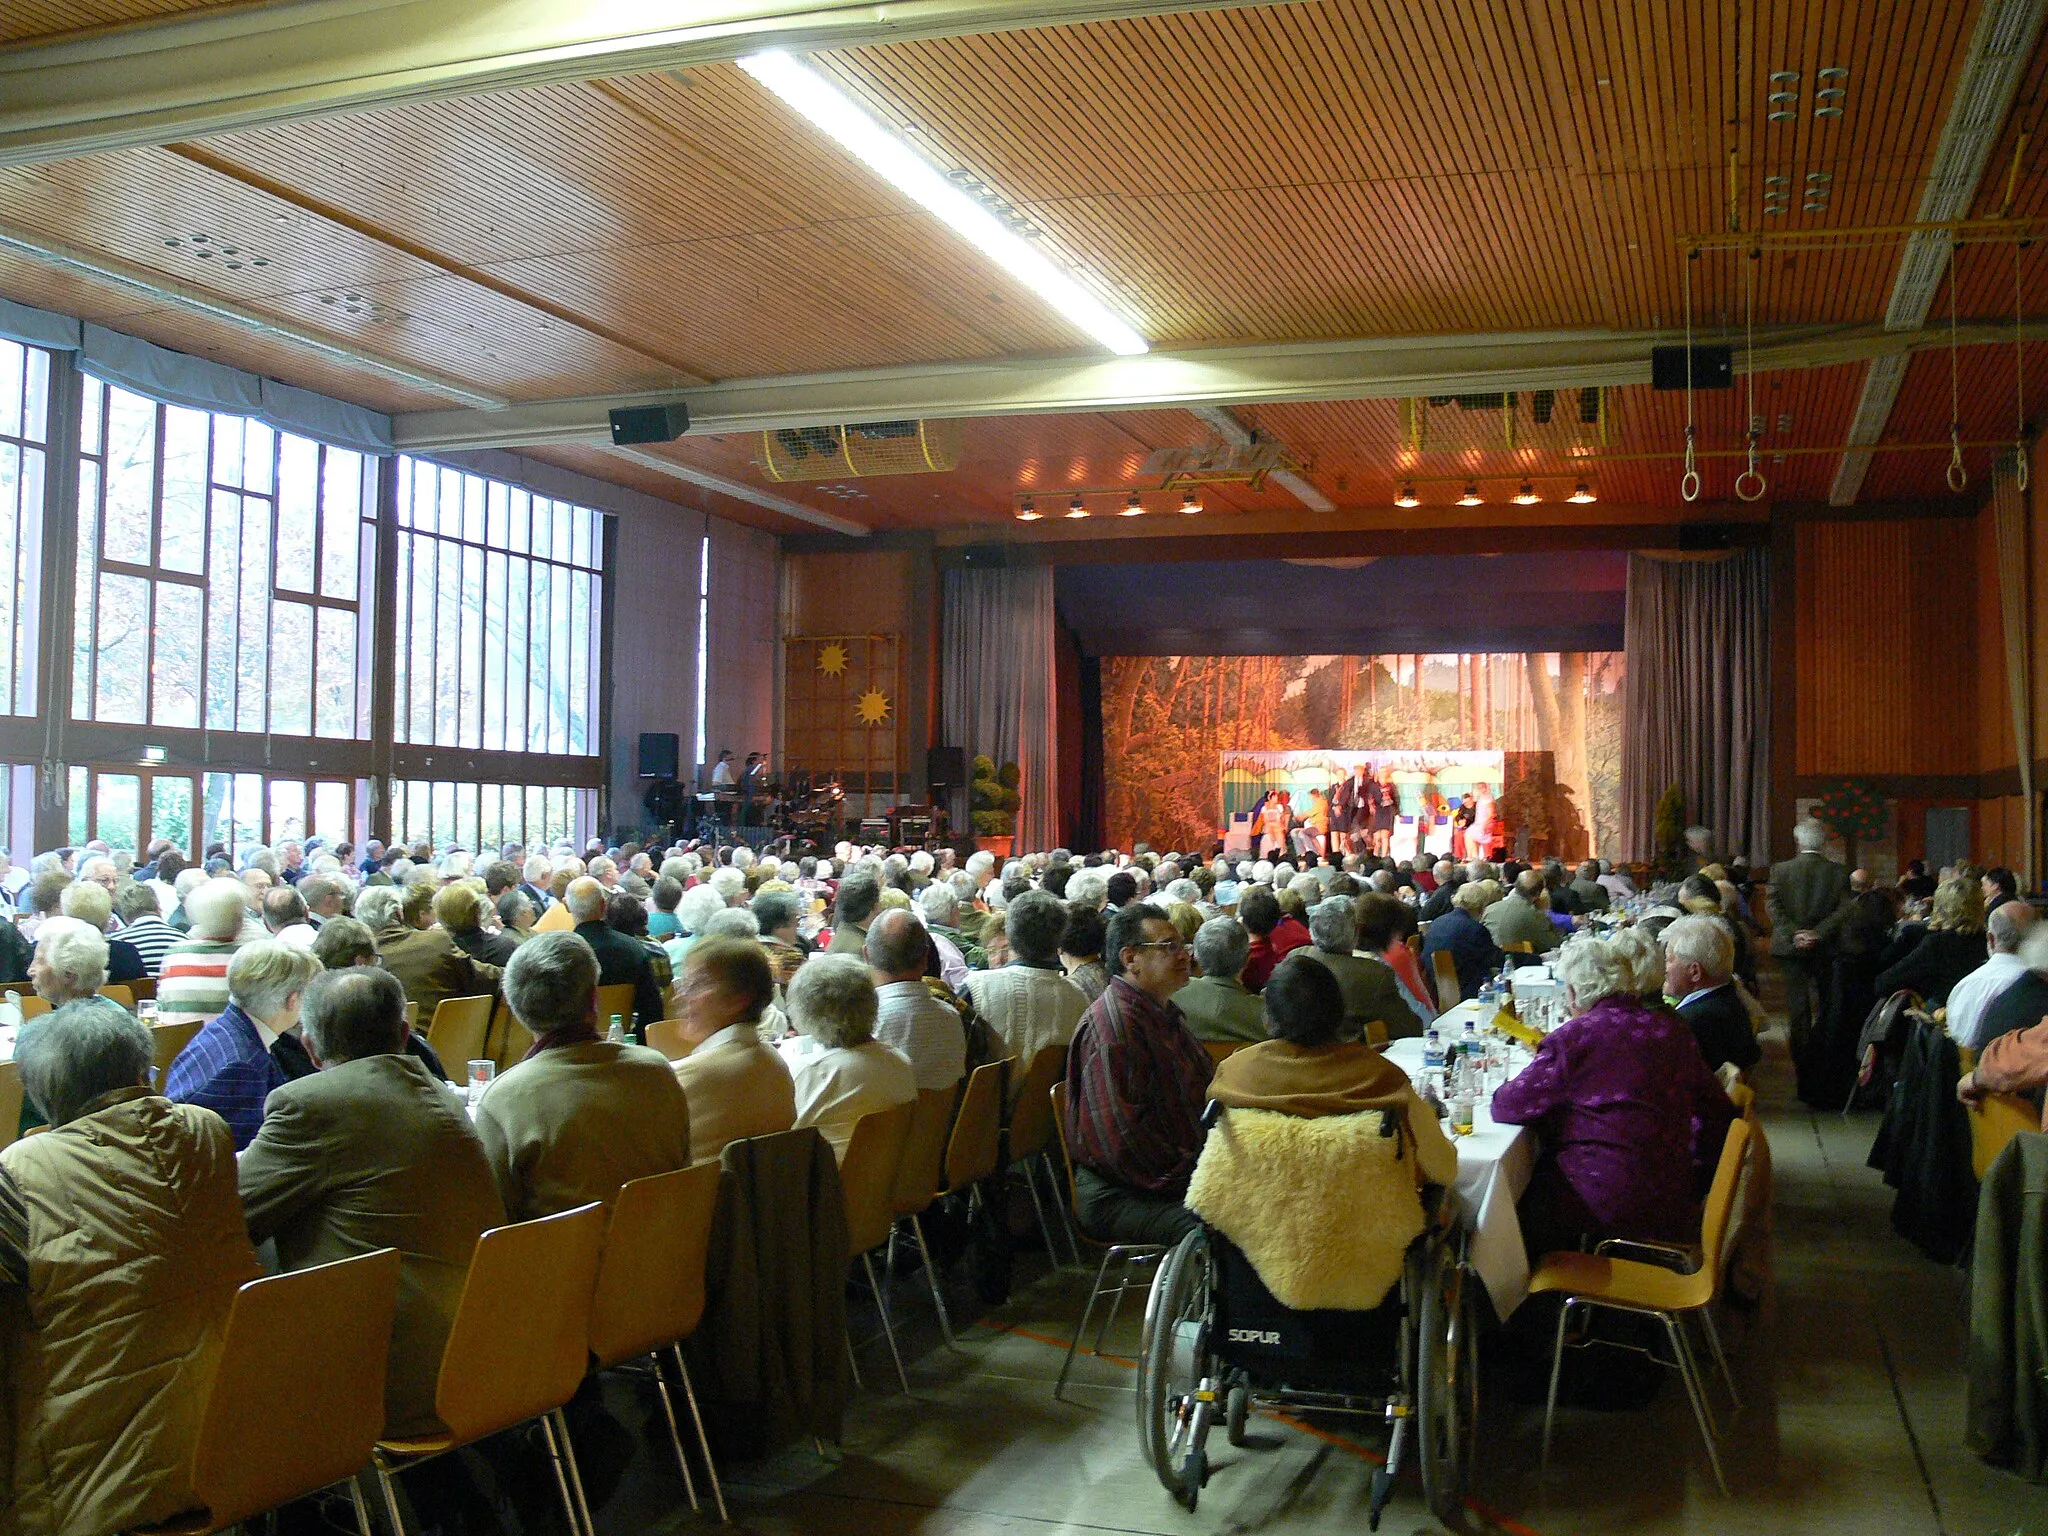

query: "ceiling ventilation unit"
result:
(760, 419), (961, 480)
(1401, 388), (1607, 454)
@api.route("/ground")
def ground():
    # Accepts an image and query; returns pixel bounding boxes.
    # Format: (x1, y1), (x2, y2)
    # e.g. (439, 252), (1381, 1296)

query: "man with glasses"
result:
(1062, 902), (1214, 1245)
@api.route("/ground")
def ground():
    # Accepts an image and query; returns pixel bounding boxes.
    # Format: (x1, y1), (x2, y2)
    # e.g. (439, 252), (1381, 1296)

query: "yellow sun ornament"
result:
(855, 689), (892, 726)
(817, 641), (849, 676)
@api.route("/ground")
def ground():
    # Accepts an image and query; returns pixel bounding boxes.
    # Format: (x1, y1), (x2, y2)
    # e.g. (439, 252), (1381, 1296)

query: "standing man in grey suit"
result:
(1767, 818), (1852, 1105)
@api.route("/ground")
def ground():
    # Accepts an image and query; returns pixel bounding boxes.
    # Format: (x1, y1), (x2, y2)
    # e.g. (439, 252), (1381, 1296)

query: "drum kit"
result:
(689, 771), (850, 855)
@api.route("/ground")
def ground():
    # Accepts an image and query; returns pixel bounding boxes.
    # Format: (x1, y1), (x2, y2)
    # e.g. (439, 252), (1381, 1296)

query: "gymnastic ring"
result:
(1680, 469), (1702, 503)
(1947, 459), (1969, 493)
(1733, 468), (1767, 502)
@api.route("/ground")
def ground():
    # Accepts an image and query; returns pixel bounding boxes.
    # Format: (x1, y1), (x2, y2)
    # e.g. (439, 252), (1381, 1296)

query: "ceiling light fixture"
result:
(1394, 484), (1420, 508)
(1568, 481), (1597, 503)
(1015, 496), (1040, 521)
(1457, 483), (1483, 506)
(737, 50), (1149, 356)
(1180, 492), (1202, 514)
(1120, 493), (1146, 516)
(1512, 480), (1539, 504)
(1066, 496), (1089, 518)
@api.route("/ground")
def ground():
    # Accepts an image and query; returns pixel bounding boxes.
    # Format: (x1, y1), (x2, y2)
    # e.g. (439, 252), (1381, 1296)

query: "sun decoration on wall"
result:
(855, 689), (892, 726)
(817, 641), (849, 676)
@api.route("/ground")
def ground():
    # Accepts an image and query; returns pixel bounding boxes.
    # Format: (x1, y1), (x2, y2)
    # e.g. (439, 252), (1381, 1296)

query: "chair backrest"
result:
(426, 995), (493, 1081)
(1970, 1091), (2040, 1180)
(1406, 933), (1424, 957)
(189, 1249), (401, 1529)
(1726, 1079), (1757, 1121)
(839, 1100), (915, 1256)
(890, 1084), (958, 1220)
(595, 983), (636, 1030)
(404, 1001), (418, 1030)
(431, 1203), (607, 1445)
(1698, 1118), (1754, 1276)
(1006, 1046), (1065, 1160)
(1432, 949), (1461, 1008)
(126, 976), (157, 1003)
(0, 1061), (21, 1152)
(14, 994), (48, 1020)
(1050, 1079), (1080, 1211)
(943, 1060), (1004, 1191)
(1202, 1040), (1245, 1065)
(152, 1020), (205, 1081)
(533, 900), (575, 933)
(97, 983), (134, 1010)
(588, 1163), (723, 1370)
(644, 1017), (694, 1061)
(1504, 940), (1535, 955)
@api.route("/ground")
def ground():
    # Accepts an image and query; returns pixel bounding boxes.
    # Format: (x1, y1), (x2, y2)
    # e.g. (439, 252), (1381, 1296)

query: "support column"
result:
(30, 351), (82, 853)
(1769, 505), (1799, 861)
(367, 453), (400, 845)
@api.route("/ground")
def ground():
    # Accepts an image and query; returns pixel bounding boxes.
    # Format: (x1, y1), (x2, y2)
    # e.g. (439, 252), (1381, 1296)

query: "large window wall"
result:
(0, 340), (609, 859)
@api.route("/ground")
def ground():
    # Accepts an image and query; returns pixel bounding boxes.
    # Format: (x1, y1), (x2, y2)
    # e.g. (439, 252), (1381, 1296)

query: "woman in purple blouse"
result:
(1491, 932), (1736, 1255)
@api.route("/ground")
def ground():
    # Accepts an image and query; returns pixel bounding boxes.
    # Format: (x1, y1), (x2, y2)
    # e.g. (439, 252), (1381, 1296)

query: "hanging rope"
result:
(2017, 238), (2030, 491)
(1733, 248), (1767, 501)
(1681, 249), (1701, 502)
(1948, 241), (1969, 493)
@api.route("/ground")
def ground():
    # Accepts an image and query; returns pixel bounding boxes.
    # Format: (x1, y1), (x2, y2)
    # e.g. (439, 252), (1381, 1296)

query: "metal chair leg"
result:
(1696, 1306), (1741, 1411)
(348, 1474), (375, 1536)
(1042, 1151), (1083, 1266)
(375, 1465), (409, 1536)
(910, 1212), (956, 1346)
(1669, 1317), (1717, 1440)
(544, 1408), (596, 1536)
(650, 1349), (701, 1510)
(672, 1345), (729, 1523)
(1020, 1156), (1062, 1266)
(1096, 1252), (1132, 1350)
(863, 1251), (912, 1394)
(1056, 1248), (1120, 1400)
(1663, 1315), (1728, 1494)
(1540, 1297), (1572, 1479)
(845, 1330), (865, 1390)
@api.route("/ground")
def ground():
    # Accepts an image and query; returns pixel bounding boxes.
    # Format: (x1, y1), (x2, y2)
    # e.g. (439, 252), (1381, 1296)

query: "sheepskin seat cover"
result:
(1186, 1106), (1424, 1312)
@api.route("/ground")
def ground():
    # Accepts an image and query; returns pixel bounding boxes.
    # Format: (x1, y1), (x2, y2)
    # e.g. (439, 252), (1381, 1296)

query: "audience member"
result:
(1662, 913), (1760, 1073)
(670, 938), (796, 1164)
(437, 881), (520, 966)
(365, 881), (504, 1026)
(828, 872), (883, 956)
(1482, 870), (1562, 954)
(783, 954), (918, 1160)
(968, 889), (1089, 1071)
(1059, 905), (1110, 1002)
(1172, 916), (1268, 1044)
(165, 940), (319, 1150)
(1873, 875), (1989, 1008)
(157, 877), (252, 1018)
(57, 880), (147, 983)
(1294, 896), (1421, 1043)
(865, 908), (967, 1093)
(1422, 879), (1505, 1002)
(1942, 898), (2034, 1049)
(112, 880), (179, 975)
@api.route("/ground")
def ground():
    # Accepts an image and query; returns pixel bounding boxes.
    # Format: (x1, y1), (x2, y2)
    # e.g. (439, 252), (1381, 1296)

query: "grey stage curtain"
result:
(1621, 549), (1772, 866)
(941, 565), (1059, 853)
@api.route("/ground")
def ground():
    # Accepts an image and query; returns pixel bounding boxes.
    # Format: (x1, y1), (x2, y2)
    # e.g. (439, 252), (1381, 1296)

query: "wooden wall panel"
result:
(1795, 519), (1979, 777)
(782, 551), (922, 797)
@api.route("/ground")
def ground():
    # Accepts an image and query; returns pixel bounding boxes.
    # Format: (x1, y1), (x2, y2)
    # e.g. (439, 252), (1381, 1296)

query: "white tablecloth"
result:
(1386, 1013), (1540, 1319)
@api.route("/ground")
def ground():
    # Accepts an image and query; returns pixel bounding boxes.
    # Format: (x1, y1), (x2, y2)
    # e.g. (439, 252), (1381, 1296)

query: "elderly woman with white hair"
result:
(164, 939), (322, 1151)
(780, 953), (917, 1161)
(158, 876), (258, 1020)
(1490, 932), (1736, 1254)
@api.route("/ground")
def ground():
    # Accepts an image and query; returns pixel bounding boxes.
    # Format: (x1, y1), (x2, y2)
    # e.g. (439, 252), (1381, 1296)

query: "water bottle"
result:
(606, 1013), (626, 1044)
(1460, 1017), (1481, 1056)
(1422, 1027), (1445, 1072)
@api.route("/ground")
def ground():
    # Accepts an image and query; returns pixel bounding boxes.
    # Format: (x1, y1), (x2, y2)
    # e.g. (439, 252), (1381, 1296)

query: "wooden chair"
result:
(1529, 1118), (1753, 1496)
(1432, 949), (1462, 1009)
(1726, 1079), (1758, 1122)
(840, 1101), (917, 1393)
(1504, 940), (1535, 955)
(887, 1084), (964, 1344)
(403, 1001), (417, 1031)
(595, 983), (636, 1034)
(1969, 1091), (2039, 1180)
(533, 901), (575, 934)
(126, 976), (157, 1003)
(152, 1020), (205, 1084)
(1201, 1040), (1245, 1065)
(148, 1249), (402, 1535)
(586, 1164), (727, 1521)
(0, 1061), (21, 1153)
(13, 995), (49, 1021)
(371, 1204), (607, 1536)
(97, 983), (135, 1010)
(941, 1060), (1005, 1199)
(643, 1018), (694, 1062)
(1050, 1080), (1169, 1401)
(1006, 1046), (1077, 1267)
(424, 995), (493, 1082)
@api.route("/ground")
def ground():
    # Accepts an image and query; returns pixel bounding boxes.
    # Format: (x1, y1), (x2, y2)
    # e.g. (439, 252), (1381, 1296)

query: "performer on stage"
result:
(1370, 767), (1397, 857)
(1450, 790), (1477, 860)
(710, 749), (738, 787)
(1470, 783), (1499, 859)
(740, 752), (768, 826)
(1258, 790), (1292, 858)
(1332, 761), (1376, 855)
(1293, 787), (1330, 861)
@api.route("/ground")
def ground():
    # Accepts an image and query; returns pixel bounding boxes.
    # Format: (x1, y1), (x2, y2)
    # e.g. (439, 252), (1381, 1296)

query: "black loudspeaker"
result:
(1650, 345), (1733, 391)
(957, 544), (1010, 567)
(637, 732), (679, 779)
(1678, 522), (1737, 551)
(609, 402), (691, 445)
(927, 746), (967, 787)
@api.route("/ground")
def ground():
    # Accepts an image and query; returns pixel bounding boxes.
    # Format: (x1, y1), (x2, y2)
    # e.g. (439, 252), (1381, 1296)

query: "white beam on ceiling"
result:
(391, 319), (2048, 451)
(0, 0), (1313, 167)
(1187, 404), (1336, 511)
(1828, 0), (2048, 505)
(606, 446), (869, 536)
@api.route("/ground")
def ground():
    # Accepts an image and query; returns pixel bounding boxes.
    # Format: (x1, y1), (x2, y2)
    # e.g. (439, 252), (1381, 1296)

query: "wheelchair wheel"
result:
(1137, 1230), (1215, 1508)
(1225, 1382), (1250, 1446)
(1415, 1239), (1477, 1521)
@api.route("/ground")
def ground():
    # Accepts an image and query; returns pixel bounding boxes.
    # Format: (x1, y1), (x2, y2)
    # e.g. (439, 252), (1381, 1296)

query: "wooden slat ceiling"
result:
(0, 0), (254, 46)
(0, 0), (2034, 534)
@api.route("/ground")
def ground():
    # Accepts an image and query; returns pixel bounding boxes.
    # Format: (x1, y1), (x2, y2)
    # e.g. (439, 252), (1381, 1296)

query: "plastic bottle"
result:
(1422, 1027), (1445, 1072)
(606, 1014), (626, 1044)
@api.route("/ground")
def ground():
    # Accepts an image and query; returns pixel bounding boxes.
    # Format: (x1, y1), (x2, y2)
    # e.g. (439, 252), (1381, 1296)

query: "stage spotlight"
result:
(1015, 497), (1041, 521)
(1394, 483), (1419, 508)
(1066, 496), (1090, 518)
(1512, 480), (1539, 504)
(1567, 481), (1597, 503)
(1120, 493), (1146, 516)
(1458, 482), (1483, 506)
(1180, 491), (1202, 514)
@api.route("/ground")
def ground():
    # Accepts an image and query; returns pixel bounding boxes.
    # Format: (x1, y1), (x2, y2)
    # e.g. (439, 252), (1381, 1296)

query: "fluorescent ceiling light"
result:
(737, 50), (1149, 357)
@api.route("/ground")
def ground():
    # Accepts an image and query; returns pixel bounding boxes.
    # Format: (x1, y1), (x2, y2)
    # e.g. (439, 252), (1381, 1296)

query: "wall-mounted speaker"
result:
(1650, 345), (1733, 391)
(637, 731), (680, 779)
(609, 403), (691, 445)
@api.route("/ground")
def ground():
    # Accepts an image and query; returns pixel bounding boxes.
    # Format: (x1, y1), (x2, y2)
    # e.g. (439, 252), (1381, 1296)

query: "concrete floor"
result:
(585, 1023), (2048, 1536)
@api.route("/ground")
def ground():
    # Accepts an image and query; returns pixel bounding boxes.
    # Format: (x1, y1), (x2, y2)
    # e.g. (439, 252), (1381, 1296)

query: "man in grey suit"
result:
(1766, 817), (1852, 1103)
(238, 965), (504, 1438)
(1482, 870), (1563, 954)
(1294, 897), (1422, 1043)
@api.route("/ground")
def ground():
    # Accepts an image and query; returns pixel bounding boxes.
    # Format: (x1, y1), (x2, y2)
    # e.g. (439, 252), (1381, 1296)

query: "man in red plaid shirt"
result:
(1062, 902), (1215, 1245)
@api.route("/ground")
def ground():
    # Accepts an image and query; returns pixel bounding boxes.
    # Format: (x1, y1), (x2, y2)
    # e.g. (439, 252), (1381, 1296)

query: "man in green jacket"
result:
(1174, 917), (1269, 1044)
(1766, 818), (1852, 1102)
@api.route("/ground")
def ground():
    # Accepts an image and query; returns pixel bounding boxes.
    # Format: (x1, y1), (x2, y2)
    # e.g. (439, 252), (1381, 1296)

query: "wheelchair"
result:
(1133, 1171), (1478, 1526)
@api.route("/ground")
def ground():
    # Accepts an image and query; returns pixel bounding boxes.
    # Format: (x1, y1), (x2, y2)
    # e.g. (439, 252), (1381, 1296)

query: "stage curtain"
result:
(1621, 548), (1772, 867)
(942, 565), (1060, 852)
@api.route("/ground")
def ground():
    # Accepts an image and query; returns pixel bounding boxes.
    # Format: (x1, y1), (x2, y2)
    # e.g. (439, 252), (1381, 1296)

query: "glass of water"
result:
(466, 1058), (495, 1107)
(138, 999), (160, 1024)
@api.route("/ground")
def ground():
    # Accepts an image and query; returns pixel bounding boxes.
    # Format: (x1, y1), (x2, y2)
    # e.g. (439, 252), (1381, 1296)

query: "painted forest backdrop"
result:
(1101, 653), (1624, 858)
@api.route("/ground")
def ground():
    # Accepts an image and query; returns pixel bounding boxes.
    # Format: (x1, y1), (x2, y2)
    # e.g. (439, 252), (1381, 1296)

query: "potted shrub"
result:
(970, 755), (1021, 857)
